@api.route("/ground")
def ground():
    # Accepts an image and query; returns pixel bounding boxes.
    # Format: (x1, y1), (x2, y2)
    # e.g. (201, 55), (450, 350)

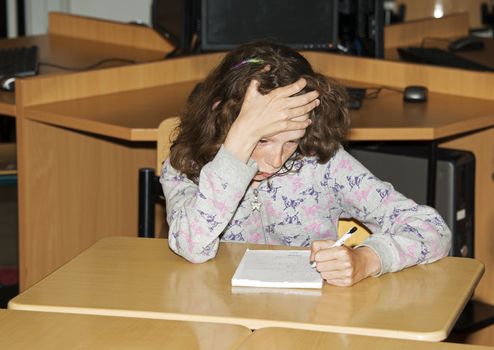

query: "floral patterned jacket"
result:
(161, 146), (451, 274)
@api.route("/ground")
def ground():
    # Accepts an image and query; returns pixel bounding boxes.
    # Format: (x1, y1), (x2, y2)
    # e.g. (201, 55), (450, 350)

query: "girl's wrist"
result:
(224, 124), (259, 163)
(356, 246), (381, 278)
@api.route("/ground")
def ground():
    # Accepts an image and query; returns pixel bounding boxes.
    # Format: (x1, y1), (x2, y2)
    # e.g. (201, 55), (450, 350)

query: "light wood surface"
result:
(23, 81), (196, 141)
(237, 328), (494, 350)
(9, 236), (484, 342)
(17, 119), (155, 288)
(0, 309), (250, 350)
(17, 52), (223, 108)
(384, 13), (469, 49)
(48, 12), (174, 52)
(304, 52), (494, 101)
(394, 0), (491, 29)
(21, 79), (494, 142)
(0, 143), (16, 173)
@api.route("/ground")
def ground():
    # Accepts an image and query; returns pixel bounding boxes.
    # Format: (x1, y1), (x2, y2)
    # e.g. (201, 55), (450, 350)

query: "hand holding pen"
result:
(309, 226), (381, 287)
(310, 226), (357, 268)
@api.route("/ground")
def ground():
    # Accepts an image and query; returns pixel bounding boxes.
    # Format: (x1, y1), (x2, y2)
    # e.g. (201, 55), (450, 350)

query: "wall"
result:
(24, 0), (152, 35)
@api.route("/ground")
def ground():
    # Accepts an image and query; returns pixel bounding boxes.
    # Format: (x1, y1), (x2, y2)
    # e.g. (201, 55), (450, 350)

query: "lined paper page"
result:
(231, 249), (323, 289)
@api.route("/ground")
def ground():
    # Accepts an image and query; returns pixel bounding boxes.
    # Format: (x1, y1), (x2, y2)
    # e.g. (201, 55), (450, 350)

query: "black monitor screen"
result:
(200, 0), (338, 51)
(152, 0), (197, 50)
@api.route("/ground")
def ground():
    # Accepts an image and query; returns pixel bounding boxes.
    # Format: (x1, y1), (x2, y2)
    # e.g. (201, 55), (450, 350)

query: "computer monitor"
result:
(200, 0), (339, 51)
(151, 0), (199, 51)
(339, 0), (384, 58)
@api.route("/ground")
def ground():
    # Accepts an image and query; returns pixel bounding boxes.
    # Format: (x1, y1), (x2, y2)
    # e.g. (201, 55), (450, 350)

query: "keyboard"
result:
(0, 45), (39, 79)
(397, 46), (494, 72)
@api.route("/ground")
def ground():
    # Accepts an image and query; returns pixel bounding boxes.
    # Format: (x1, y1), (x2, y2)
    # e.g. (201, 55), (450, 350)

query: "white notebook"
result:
(231, 249), (323, 289)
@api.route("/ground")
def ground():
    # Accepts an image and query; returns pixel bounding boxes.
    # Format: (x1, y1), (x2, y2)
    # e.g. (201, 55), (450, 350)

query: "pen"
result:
(310, 226), (358, 268)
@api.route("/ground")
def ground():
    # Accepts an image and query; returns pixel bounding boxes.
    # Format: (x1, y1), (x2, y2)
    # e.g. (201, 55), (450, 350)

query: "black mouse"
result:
(403, 85), (428, 103)
(0, 76), (16, 91)
(448, 36), (484, 52)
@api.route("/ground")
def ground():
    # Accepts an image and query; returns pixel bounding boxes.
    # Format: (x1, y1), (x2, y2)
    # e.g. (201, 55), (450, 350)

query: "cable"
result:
(365, 86), (404, 99)
(39, 58), (137, 72)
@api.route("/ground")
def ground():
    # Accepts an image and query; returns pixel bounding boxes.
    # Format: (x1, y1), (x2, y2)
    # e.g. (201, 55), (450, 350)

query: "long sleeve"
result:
(329, 149), (452, 274)
(160, 146), (258, 263)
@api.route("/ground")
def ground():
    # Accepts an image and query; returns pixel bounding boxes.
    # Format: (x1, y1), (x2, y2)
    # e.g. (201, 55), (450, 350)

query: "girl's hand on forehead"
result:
(224, 77), (319, 163)
(240, 78), (319, 136)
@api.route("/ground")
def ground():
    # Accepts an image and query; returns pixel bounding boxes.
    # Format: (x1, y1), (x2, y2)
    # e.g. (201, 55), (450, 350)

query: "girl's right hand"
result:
(224, 78), (320, 163)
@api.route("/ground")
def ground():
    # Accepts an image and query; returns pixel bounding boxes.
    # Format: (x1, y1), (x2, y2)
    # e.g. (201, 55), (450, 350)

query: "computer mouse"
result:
(403, 85), (428, 103)
(0, 76), (16, 91)
(448, 36), (485, 52)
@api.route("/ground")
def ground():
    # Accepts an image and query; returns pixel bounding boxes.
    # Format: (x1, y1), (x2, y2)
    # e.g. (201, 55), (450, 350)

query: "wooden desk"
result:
(14, 49), (493, 315)
(22, 83), (494, 142)
(9, 236), (484, 342)
(237, 328), (494, 350)
(384, 13), (494, 69)
(0, 309), (251, 350)
(0, 12), (171, 117)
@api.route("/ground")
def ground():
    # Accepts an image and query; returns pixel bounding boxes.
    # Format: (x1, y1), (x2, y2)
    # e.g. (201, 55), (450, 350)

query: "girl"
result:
(161, 41), (451, 286)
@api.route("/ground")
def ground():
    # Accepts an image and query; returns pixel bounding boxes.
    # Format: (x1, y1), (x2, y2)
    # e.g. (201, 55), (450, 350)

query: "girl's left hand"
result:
(310, 241), (381, 287)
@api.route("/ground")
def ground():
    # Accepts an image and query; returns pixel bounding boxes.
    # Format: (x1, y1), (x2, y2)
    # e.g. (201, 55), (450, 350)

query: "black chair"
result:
(138, 168), (163, 238)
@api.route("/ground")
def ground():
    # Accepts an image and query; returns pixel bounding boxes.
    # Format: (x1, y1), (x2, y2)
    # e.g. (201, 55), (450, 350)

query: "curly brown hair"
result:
(169, 41), (350, 182)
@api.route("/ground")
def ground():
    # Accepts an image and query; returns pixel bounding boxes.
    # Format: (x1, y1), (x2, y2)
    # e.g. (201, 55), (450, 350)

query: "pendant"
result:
(252, 189), (262, 211)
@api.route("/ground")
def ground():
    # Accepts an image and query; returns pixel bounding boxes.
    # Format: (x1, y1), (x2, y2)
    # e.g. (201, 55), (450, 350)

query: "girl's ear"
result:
(212, 100), (222, 111)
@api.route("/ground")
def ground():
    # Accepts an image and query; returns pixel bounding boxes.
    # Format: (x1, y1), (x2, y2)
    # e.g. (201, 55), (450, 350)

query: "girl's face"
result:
(250, 116), (308, 182)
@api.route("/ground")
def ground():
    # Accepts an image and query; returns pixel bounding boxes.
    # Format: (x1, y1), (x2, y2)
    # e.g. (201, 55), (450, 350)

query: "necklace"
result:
(252, 188), (262, 211)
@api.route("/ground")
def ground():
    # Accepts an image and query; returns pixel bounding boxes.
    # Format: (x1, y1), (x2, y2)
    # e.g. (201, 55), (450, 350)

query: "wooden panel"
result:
(23, 81), (197, 141)
(48, 12), (174, 52)
(0, 93), (15, 116)
(461, 325), (494, 347)
(305, 51), (494, 101)
(237, 327), (494, 350)
(0, 143), (16, 171)
(18, 119), (156, 289)
(395, 0), (491, 28)
(384, 13), (469, 49)
(441, 128), (494, 305)
(17, 52), (224, 107)
(0, 309), (251, 350)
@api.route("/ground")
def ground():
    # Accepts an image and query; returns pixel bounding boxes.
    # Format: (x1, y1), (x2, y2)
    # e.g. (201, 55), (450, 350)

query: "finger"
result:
(273, 78), (307, 97)
(276, 119), (312, 133)
(315, 246), (352, 266)
(310, 239), (336, 262)
(244, 80), (260, 101)
(286, 99), (320, 119)
(316, 259), (352, 274)
(285, 90), (319, 109)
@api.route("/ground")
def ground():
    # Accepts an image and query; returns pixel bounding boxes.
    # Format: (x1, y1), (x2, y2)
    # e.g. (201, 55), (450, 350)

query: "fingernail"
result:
(310, 261), (316, 268)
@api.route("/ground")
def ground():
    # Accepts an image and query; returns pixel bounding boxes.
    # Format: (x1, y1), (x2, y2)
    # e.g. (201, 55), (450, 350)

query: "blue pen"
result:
(311, 226), (358, 268)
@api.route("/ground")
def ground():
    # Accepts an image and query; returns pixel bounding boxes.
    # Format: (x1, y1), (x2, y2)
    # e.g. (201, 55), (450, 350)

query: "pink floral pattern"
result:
(161, 146), (451, 274)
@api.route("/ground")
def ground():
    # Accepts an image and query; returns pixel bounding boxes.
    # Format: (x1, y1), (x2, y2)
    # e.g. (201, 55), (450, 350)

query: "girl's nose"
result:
(266, 150), (284, 169)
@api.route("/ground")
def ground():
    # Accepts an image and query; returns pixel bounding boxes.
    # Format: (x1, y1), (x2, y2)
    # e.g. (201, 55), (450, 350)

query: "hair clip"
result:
(231, 58), (265, 70)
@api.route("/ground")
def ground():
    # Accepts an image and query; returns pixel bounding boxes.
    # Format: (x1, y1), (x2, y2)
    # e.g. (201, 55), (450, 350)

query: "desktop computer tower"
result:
(348, 144), (475, 258)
